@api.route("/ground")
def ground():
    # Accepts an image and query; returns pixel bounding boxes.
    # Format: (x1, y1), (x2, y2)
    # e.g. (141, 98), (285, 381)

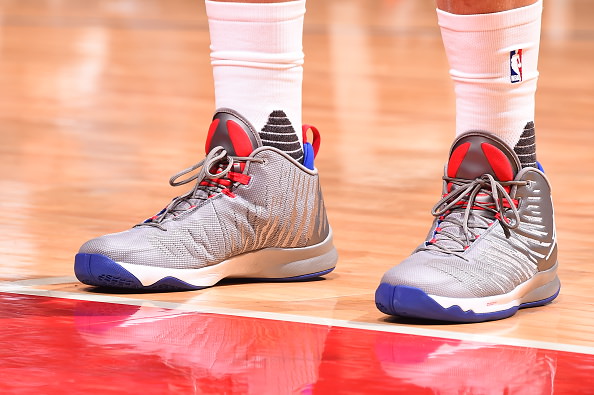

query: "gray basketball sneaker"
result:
(75, 108), (337, 290)
(375, 131), (559, 322)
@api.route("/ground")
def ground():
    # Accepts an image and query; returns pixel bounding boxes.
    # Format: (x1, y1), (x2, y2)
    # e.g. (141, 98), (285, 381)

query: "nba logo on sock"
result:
(510, 49), (523, 83)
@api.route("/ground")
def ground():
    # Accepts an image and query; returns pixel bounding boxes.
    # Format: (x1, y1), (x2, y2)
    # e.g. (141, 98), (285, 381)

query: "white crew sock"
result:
(205, 0), (305, 146)
(437, 1), (542, 149)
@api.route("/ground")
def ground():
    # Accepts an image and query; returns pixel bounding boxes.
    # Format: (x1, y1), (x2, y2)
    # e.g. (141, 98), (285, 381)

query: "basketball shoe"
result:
(375, 130), (559, 322)
(74, 108), (337, 290)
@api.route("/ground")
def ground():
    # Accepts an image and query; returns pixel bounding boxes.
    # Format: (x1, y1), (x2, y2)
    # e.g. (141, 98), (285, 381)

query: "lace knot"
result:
(138, 146), (263, 227)
(422, 174), (527, 257)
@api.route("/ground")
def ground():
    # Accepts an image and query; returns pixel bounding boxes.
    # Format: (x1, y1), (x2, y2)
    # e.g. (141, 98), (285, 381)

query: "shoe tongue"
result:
(204, 109), (261, 156)
(447, 132), (521, 182)
(428, 132), (522, 252)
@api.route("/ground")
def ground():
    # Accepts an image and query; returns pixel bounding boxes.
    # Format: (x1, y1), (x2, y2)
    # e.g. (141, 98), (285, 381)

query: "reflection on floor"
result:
(1, 293), (592, 394)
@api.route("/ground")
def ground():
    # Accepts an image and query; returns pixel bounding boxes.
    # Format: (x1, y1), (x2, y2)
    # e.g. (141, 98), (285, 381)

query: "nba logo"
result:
(510, 49), (523, 83)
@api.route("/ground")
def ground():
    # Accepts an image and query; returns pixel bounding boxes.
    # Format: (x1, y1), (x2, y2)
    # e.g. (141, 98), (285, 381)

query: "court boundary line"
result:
(1, 278), (593, 356)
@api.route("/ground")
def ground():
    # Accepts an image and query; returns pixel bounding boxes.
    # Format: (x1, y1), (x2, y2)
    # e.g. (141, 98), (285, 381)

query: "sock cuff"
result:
(437, 0), (542, 32)
(205, 0), (306, 23)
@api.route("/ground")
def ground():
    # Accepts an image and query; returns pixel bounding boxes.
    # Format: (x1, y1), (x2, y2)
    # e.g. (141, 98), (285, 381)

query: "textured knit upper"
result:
(381, 131), (557, 298)
(79, 110), (329, 269)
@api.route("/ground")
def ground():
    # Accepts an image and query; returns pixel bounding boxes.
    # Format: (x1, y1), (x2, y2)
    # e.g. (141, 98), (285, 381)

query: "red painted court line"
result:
(1, 293), (593, 394)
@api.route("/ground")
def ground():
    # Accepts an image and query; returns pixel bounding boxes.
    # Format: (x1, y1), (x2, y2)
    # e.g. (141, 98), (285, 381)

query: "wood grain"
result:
(0, 0), (592, 348)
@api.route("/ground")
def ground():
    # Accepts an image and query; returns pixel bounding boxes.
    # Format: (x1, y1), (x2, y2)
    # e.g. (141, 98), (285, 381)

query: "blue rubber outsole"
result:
(375, 283), (560, 323)
(74, 253), (334, 292)
(74, 253), (205, 291)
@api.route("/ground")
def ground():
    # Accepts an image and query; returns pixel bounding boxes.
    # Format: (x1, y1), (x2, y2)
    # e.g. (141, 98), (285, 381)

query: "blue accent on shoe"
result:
(143, 207), (167, 223)
(74, 253), (333, 291)
(256, 266), (335, 282)
(536, 161), (545, 172)
(149, 276), (208, 291)
(75, 253), (142, 289)
(519, 286), (560, 308)
(375, 283), (558, 323)
(303, 142), (315, 170)
(74, 253), (207, 291)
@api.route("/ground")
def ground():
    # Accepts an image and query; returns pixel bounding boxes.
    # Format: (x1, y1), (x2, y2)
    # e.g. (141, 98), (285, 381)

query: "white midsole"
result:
(429, 263), (560, 314)
(115, 229), (338, 287)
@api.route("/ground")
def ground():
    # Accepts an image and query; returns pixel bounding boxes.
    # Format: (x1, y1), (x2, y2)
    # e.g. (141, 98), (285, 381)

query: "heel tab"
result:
(302, 124), (321, 170)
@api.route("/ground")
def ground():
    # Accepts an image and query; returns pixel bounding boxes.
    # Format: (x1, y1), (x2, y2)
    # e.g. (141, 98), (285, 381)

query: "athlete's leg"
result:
(375, 0), (559, 322)
(74, 0), (337, 291)
(437, 0), (541, 164)
(435, 0), (536, 15)
(207, 0), (305, 153)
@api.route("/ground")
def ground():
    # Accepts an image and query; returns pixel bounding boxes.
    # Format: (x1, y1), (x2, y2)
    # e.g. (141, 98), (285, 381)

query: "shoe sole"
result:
(74, 231), (338, 291)
(375, 263), (560, 323)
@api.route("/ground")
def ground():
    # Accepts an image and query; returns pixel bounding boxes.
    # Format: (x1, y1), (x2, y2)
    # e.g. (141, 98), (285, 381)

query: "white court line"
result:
(1, 278), (594, 356)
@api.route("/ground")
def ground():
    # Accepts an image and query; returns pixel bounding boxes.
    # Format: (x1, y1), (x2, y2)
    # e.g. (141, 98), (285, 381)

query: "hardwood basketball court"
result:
(1, 0), (593, 392)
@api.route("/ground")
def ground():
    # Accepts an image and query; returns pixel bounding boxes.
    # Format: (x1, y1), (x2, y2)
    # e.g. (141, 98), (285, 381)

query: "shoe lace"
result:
(138, 146), (263, 229)
(419, 174), (527, 259)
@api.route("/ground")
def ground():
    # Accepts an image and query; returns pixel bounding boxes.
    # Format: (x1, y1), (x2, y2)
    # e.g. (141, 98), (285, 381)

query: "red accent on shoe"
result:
(201, 179), (232, 188)
(205, 119), (220, 154)
(302, 124), (321, 158)
(501, 199), (520, 209)
(481, 143), (514, 181)
(227, 120), (254, 157)
(222, 189), (236, 198)
(447, 142), (471, 178)
(227, 172), (251, 185)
